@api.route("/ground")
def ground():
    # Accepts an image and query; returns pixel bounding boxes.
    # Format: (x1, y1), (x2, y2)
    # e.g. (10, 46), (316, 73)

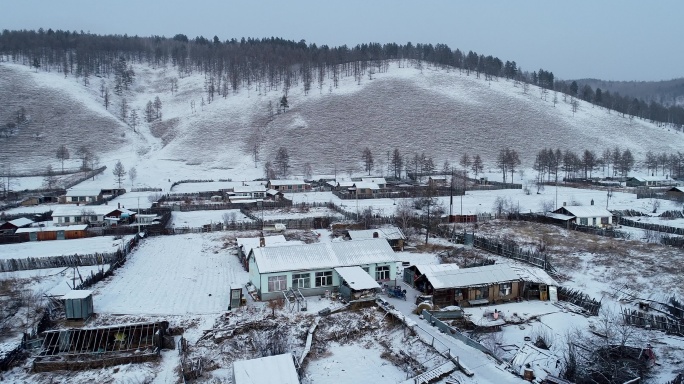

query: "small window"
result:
(579, 218), (588, 226)
(74, 216), (81, 223)
(287, 185), (293, 190)
(91, 215), (98, 221)
(601, 217), (609, 224)
(375, 265), (390, 281)
(592, 218), (597, 226)
(64, 217), (70, 223)
(475, 287), (489, 299)
(315, 271), (333, 287)
(267, 275), (287, 292)
(292, 273), (310, 289)
(361, 267), (370, 274)
(499, 283), (512, 297)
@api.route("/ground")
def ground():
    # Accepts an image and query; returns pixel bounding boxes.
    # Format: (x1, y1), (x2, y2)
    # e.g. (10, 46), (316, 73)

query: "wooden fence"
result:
(619, 217), (684, 236)
(557, 287), (601, 316)
(621, 308), (683, 335)
(0, 252), (120, 273)
(467, 234), (554, 272)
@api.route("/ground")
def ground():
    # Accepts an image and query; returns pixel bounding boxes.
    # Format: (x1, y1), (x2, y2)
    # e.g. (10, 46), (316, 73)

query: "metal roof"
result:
(422, 264), (520, 290)
(510, 264), (558, 286)
(335, 266), (381, 290)
(555, 205), (612, 218)
(52, 205), (135, 217)
(16, 224), (88, 233)
(252, 238), (397, 274)
(412, 264), (461, 274)
(236, 235), (290, 256)
(348, 226), (406, 241)
(233, 185), (267, 193)
(65, 189), (102, 197)
(62, 290), (93, 300)
(8, 217), (34, 227)
(361, 177), (387, 185)
(233, 353), (299, 384)
(268, 179), (310, 186)
(352, 182), (380, 190)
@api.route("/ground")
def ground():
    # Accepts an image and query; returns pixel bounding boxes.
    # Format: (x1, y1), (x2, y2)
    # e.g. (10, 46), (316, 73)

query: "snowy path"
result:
(93, 233), (248, 315)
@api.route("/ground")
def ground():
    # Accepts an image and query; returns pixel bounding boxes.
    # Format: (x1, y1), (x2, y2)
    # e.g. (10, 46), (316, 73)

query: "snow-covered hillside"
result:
(2, 60), (684, 183)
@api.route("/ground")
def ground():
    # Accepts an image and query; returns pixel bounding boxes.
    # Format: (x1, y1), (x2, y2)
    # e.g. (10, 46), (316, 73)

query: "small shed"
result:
(63, 290), (94, 320)
(229, 284), (244, 310)
(233, 353), (300, 384)
(335, 266), (381, 302)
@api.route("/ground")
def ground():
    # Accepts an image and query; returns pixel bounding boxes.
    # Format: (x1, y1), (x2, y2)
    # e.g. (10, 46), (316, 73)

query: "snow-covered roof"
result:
(337, 181), (356, 188)
(429, 175), (447, 180)
(65, 189), (102, 197)
(510, 264), (558, 286)
(9, 217), (34, 227)
(545, 212), (574, 221)
(268, 179), (309, 186)
(233, 353), (299, 384)
(251, 239), (397, 274)
(348, 226), (406, 241)
(629, 176), (670, 182)
(422, 264), (520, 290)
(62, 290), (93, 300)
(361, 177), (387, 185)
(233, 185), (267, 193)
(16, 224), (88, 233)
(335, 266), (381, 290)
(411, 264), (461, 274)
(352, 182), (380, 190)
(668, 186), (684, 193)
(555, 205), (612, 218)
(51, 205), (135, 217)
(266, 189), (280, 195)
(237, 235), (289, 255)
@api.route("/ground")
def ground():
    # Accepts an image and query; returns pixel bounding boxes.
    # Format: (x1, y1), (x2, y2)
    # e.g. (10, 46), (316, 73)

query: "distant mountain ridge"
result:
(572, 78), (684, 107)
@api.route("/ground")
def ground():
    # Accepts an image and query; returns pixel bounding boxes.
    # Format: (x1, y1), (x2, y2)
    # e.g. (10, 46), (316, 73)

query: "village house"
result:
(428, 175), (448, 187)
(16, 224), (88, 241)
(350, 182), (381, 198)
(51, 205), (136, 226)
(228, 185), (268, 202)
(666, 186), (684, 201)
(0, 217), (34, 234)
(412, 263), (559, 308)
(267, 179), (311, 193)
(551, 204), (613, 228)
(248, 238), (398, 300)
(625, 176), (677, 188)
(62, 188), (104, 204)
(360, 177), (387, 189)
(347, 226), (406, 251)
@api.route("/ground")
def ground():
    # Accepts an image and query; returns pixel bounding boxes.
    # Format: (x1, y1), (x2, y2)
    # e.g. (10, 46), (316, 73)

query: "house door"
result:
(56, 231), (65, 240)
(29, 232), (38, 241)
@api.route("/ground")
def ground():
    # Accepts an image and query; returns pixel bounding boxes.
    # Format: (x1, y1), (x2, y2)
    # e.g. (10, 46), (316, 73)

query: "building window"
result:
(91, 215), (98, 222)
(361, 267), (370, 274)
(601, 217), (609, 225)
(287, 185), (293, 190)
(315, 271), (333, 287)
(64, 217), (70, 223)
(292, 273), (310, 289)
(375, 265), (390, 281)
(499, 283), (512, 297)
(267, 275), (287, 292)
(74, 216), (81, 223)
(592, 218), (597, 226)
(579, 218), (588, 226)
(474, 287), (489, 299)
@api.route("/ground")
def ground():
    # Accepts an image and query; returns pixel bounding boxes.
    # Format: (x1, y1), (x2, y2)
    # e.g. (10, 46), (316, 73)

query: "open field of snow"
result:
(170, 209), (253, 227)
(304, 343), (407, 383)
(0, 235), (131, 260)
(1, 203), (58, 215)
(93, 232), (248, 315)
(260, 206), (343, 221)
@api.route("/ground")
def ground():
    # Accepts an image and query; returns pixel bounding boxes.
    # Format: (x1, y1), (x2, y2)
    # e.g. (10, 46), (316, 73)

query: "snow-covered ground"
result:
(304, 343), (407, 383)
(169, 209), (253, 227)
(0, 235), (132, 260)
(93, 233), (248, 315)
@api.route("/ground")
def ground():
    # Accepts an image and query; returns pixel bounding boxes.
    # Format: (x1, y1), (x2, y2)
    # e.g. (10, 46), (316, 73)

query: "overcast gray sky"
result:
(1, 0), (682, 81)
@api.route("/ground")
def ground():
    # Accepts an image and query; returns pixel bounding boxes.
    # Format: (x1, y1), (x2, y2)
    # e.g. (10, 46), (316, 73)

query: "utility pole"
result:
(425, 195), (430, 244)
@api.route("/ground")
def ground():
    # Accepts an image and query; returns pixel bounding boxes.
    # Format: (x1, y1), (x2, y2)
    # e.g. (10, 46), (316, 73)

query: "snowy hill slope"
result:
(2, 60), (684, 178)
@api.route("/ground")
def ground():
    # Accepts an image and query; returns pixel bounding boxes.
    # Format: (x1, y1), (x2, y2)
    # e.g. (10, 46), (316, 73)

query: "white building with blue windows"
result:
(248, 238), (398, 300)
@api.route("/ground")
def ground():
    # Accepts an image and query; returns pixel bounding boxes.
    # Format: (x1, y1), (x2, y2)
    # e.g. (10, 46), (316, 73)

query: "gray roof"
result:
(335, 266), (381, 290)
(555, 205), (612, 218)
(8, 217), (34, 227)
(348, 226), (406, 241)
(251, 239), (397, 274)
(422, 264), (520, 290)
(65, 189), (102, 197)
(233, 353), (299, 384)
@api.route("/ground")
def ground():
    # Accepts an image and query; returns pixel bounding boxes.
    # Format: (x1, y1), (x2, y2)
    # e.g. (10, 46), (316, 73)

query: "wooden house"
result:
(16, 224), (88, 241)
(347, 226), (406, 251)
(350, 182), (381, 198)
(0, 217), (34, 234)
(267, 179), (311, 193)
(666, 186), (684, 201)
(228, 185), (267, 201)
(428, 175), (448, 187)
(63, 188), (103, 204)
(414, 264), (521, 307)
(248, 239), (397, 301)
(361, 177), (387, 189)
